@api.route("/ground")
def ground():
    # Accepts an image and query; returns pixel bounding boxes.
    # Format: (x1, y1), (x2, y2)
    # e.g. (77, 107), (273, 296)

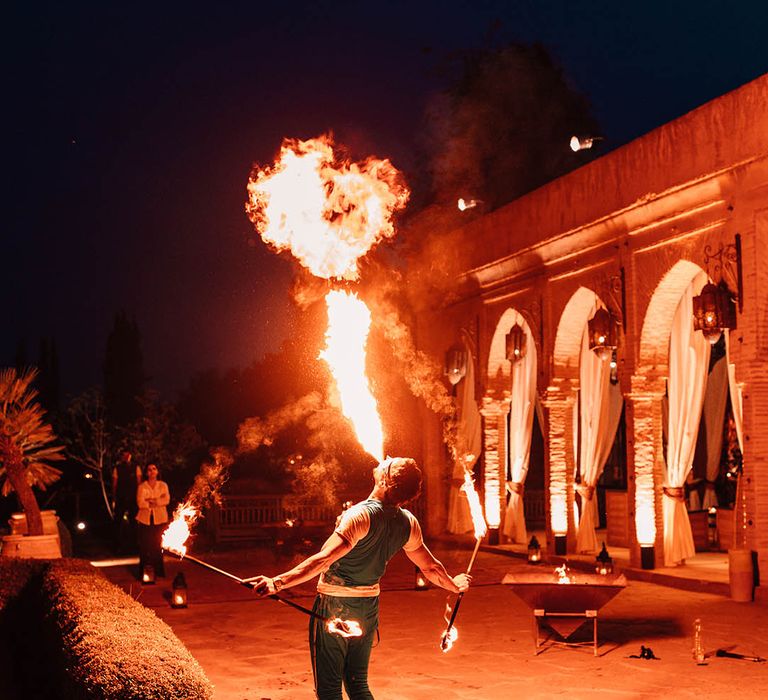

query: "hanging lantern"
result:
(693, 282), (737, 345)
(505, 323), (527, 363)
(171, 572), (189, 608)
(609, 348), (619, 385)
(595, 542), (614, 575)
(588, 308), (617, 359)
(142, 564), (156, 585)
(444, 347), (467, 386)
(414, 566), (429, 590)
(527, 535), (542, 564)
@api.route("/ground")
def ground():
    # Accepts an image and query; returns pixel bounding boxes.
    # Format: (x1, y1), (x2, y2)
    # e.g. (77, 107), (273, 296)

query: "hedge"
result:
(0, 557), (213, 700)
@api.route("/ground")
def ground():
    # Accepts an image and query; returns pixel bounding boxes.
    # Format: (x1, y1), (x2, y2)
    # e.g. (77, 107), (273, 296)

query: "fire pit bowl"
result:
(502, 570), (627, 654)
(502, 570), (627, 613)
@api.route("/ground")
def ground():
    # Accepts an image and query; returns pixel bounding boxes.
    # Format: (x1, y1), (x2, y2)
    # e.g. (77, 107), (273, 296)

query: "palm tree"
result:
(0, 367), (64, 536)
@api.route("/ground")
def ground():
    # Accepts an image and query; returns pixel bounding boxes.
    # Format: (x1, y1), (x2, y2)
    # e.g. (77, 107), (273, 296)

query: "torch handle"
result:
(465, 537), (482, 575)
(164, 549), (326, 622)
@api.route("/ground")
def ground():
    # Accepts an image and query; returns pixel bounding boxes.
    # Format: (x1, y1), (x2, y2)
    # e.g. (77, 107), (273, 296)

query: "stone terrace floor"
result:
(98, 539), (768, 699)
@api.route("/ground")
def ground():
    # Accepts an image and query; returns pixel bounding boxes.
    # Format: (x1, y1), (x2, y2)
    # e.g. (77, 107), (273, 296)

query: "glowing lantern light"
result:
(693, 281), (737, 345)
(595, 542), (614, 575)
(171, 572), (189, 608)
(527, 535), (542, 564)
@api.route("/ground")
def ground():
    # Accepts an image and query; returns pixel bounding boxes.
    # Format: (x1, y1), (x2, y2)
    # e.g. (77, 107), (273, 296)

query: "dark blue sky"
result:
(5, 0), (767, 398)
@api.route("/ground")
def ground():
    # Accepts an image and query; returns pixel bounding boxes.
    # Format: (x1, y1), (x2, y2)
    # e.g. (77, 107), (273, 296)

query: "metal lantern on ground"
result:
(414, 566), (429, 590)
(693, 282), (737, 345)
(142, 564), (156, 585)
(505, 323), (526, 363)
(527, 535), (541, 564)
(444, 347), (467, 386)
(172, 572), (189, 608)
(588, 308), (617, 359)
(595, 542), (614, 575)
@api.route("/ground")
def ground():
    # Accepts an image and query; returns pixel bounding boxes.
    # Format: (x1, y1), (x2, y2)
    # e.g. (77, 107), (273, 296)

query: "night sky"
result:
(5, 1), (767, 399)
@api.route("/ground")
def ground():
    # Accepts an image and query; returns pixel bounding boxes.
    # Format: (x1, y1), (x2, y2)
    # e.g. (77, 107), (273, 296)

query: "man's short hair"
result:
(383, 457), (422, 506)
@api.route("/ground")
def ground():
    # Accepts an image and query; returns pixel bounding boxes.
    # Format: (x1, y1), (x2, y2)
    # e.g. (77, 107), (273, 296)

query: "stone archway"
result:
(630, 259), (708, 566)
(482, 309), (537, 539)
(547, 287), (606, 550)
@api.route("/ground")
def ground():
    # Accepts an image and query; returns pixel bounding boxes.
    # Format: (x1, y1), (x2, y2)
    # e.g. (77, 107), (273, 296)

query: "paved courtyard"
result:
(101, 542), (768, 699)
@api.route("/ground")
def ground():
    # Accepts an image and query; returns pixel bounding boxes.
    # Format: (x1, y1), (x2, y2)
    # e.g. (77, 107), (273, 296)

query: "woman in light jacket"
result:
(136, 463), (170, 579)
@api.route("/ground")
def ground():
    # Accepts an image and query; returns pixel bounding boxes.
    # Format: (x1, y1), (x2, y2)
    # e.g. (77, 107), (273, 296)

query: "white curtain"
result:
(664, 276), (711, 565)
(447, 342), (482, 534)
(725, 333), (744, 452)
(502, 320), (537, 543)
(702, 357), (728, 509)
(575, 328), (622, 553)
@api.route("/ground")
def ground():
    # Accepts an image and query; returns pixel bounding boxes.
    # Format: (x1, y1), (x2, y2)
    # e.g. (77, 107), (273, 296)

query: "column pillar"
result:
(542, 382), (577, 554)
(481, 396), (509, 544)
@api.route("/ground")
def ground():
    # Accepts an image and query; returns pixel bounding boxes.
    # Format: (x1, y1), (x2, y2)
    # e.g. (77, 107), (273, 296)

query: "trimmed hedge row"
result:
(0, 557), (213, 699)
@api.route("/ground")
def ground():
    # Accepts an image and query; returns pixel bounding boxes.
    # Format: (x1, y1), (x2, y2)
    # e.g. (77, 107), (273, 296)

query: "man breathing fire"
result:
(246, 457), (471, 699)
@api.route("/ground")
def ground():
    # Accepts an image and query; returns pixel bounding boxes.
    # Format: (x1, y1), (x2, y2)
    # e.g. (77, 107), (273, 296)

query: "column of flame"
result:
(246, 135), (408, 461)
(320, 290), (383, 461)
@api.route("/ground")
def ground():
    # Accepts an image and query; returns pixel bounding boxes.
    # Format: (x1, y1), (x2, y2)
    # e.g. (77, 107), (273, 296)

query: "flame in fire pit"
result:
(460, 470), (488, 540)
(555, 564), (572, 584)
(246, 135), (408, 281)
(327, 617), (363, 638)
(321, 290), (383, 460)
(162, 503), (198, 556)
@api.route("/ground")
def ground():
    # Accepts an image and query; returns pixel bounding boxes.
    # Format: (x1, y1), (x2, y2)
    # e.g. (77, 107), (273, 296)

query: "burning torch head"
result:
(376, 457), (422, 506)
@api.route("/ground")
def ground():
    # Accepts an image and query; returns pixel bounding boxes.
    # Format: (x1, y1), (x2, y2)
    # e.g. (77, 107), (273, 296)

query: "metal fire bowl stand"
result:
(502, 572), (627, 656)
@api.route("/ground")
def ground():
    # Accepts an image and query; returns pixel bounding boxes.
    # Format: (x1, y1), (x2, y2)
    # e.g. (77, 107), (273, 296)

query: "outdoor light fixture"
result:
(171, 572), (189, 608)
(444, 347), (468, 386)
(527, 535), (542, 564)
(142, 565), (156, 585)
(588, 308), (617, 359)
(457, 197), (482, 211)
(554, 534), (567, 556)
(595, 542), (614, 575)
(570, 135), (603, 152)
(414, 566), (429, 590)
(707, 507), (718, 548)
(640, 545), (655, 570)
(76, 521), (86, 531)
(609, 348), (619, 385)
(505, 323), (527, 363)
(692, 281), (737, 345)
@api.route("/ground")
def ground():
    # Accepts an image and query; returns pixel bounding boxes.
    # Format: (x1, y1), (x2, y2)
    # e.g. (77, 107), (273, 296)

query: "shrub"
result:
(1, 558), (214, 699)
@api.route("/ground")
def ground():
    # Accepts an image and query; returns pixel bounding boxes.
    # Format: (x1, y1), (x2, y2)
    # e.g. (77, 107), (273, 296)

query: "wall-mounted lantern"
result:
(505, 323), (527, 363)
(588, 308), (617, 359)
(693, 281), (737, 345)
(444, 347), (468, 386)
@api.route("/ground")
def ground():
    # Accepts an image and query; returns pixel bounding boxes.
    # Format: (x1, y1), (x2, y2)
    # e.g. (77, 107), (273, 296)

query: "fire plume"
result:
(461, 470), (488, 540)
(320, 290), (383, 460)
(246, 135), (409, 280)
(162, 503), (198, 556)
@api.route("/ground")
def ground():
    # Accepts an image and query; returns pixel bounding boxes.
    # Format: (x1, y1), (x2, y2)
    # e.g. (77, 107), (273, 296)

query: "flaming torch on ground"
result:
(440, 466), (487, 652)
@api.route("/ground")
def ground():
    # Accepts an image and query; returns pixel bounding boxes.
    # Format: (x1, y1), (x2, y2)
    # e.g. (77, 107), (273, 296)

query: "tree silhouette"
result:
(103, 310), (146, 428)
(421, 42), (600, 211)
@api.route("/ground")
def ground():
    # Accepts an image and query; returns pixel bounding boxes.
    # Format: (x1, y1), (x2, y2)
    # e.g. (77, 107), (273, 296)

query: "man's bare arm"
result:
(245, 533), (354, 595)
(405, 543), (471, 593)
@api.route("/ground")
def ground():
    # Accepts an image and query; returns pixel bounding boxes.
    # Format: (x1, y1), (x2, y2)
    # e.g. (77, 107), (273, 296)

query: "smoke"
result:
(237, 392), (325, 451)
(372, 301), (459, 460)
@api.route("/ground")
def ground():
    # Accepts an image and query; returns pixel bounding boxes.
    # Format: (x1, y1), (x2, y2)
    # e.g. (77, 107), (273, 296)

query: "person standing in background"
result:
(136, 463), (170, 580)
(111, 450), (142, 553)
